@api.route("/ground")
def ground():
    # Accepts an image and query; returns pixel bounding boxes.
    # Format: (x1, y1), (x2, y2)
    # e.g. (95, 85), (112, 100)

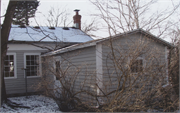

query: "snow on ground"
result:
(1, 95), (179, 112)
(0, 95), (61, 113)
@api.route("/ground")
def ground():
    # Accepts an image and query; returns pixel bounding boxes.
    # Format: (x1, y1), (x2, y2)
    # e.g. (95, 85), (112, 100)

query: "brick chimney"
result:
(73, 9), (81, 30)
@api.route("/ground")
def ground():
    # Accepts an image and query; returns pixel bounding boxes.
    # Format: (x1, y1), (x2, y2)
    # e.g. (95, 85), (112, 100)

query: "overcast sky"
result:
(1, 0), (95, 26)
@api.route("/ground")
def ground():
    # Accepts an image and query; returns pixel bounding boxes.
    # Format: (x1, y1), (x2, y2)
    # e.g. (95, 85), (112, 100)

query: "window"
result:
(4, 53), (16, 78)
(55, 61), (60, 80)
(24, 53), (41, 77)
(130, 58), (143, 73)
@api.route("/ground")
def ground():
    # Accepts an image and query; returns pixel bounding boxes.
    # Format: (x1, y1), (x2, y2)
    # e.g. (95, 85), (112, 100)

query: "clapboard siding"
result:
(60, 46), (97, 104)
(101, 32), (167, 101)
(5, 50), (46, 95)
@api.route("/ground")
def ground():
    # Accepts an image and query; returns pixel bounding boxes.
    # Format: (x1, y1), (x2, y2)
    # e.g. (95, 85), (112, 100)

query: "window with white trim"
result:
(130, 57), (143, 73)
(4, 53), (16, 78)
(24, 53), (41, 77)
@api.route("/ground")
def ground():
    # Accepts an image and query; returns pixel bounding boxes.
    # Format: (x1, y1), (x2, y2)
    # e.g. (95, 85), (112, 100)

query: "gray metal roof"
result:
(9, 25), (93, 43)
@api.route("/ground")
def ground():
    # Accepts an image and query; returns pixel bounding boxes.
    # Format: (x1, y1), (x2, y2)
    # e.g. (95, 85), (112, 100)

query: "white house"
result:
(5, 10), (93, 96)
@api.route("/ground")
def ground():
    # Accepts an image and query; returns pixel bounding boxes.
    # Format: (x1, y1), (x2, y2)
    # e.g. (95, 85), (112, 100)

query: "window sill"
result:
(4, 77), (17, 79)
(26, 76), (41, 78)
(162, 83), (169, 88)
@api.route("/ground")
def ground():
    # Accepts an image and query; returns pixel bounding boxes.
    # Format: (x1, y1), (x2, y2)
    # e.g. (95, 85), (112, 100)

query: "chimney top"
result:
(74, 9), (80, 12)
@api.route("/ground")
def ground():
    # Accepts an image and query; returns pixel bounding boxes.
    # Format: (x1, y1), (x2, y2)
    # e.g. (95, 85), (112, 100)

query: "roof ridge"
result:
(11, 24), (75, 28)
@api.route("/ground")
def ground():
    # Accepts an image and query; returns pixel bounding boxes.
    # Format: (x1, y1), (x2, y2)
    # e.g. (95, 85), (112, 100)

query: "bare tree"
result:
(43, 6), (72, 27)
(1, 1), (18, 105)
(81, 17), (100, 38)
(90, 0), (180, 38)
(1, 0), (39, 106)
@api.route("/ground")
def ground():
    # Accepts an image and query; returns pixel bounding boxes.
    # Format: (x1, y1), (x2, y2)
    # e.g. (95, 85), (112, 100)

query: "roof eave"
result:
(8, 40), (81, 44)
(98, 29), (175, 48)
(139, 29), (175, 48)
(42, 41), (96, 57)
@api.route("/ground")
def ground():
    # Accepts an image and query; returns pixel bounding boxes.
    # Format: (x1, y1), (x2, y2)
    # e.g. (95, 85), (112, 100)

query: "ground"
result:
(0, 95), (61, 113)
(0, 95), (179, 112)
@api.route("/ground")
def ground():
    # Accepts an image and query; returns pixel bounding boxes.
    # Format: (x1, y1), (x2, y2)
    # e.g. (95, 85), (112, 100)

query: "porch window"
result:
(24, 53), (41, 77)
(4, 53), (16, 78)
(131, 58), (143, 73)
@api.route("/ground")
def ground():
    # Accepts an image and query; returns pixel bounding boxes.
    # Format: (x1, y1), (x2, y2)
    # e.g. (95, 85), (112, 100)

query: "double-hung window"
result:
(130, 57), (144, 73)
(4, 53), (17, 78)
(24, 53), (41, 77)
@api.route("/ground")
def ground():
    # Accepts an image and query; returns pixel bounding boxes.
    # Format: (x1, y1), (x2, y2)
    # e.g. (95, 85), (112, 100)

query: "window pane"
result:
(4, 61), (9, 66)
(34, 66), (37, 71)
(5, 67), (10, 71)
(10, 66), (14, 72)
(131, 61), (137, 73)
(37, 67), (40, 76)
(139, 66), (143, 72)
(31, 66), (34, 71)
(31, 55), (34, 60)
(31, 71), (35, 76)
(131, 59), (143, 73)
(26, 66), (31, 70)
(138, 60), (143, 72)
(26, 61), (30, 65)
(34, 69), (37, 75)
(31, 60), (34, 65)
(10, 72), (14, 77)
(10, 55), (13, 61)
(26, 70), (30, 76)
(139, 60), (143, 65)
(4, 72), (9, 77)
(35, 56), (39, 64)
(56, 61), (60, 79)
(26, 56), (30, 60)
(10, 61), (13, 65)
(5, 56), (9, 60)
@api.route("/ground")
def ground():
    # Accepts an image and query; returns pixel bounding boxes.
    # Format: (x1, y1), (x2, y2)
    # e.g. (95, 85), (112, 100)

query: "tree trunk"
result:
(1, 1), (17, 105)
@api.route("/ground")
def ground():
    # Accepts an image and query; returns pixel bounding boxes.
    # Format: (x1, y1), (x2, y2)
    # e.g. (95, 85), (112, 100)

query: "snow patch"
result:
(9, 25), (93, 42)
(0, 95), (61, 113)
